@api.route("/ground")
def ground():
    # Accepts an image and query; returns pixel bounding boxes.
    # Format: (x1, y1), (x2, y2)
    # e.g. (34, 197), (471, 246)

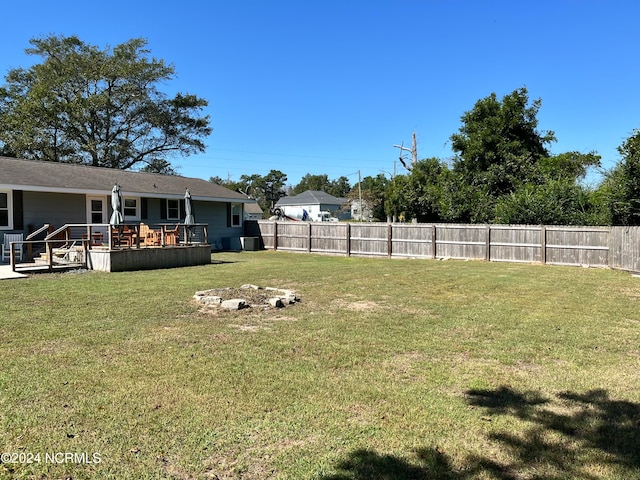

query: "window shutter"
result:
(179, 199), (185, 220)
(141, 198), (148, 220)
(13, 190), (23, 230)
(160, 199), (167, 220)
(226, 203), (231, 228)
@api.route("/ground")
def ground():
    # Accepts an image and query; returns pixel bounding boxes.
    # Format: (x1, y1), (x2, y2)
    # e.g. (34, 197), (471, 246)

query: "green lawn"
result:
(1, 251), (639, 479)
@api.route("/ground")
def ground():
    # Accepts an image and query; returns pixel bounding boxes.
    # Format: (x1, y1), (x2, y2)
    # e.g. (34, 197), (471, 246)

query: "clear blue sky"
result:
(2, 1), (639, 188)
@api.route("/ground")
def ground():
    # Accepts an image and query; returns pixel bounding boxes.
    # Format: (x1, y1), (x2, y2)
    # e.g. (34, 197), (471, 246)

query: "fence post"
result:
(541, 225), (546, 264)
(273, 222), (278, 251)
(432, 224), (437, 259)
(346, 223), (351, 257)
(308, 222), (312, 253)
(485, 225), (491, 262)
(606, 226), (611, 268)
(48, 242), (53, 272)
(387, 223), (393, 258)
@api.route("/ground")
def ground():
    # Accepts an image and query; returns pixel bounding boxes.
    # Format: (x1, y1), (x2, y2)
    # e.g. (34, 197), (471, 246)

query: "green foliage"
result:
(539, 151), (601, 182)
(384, 174), (410, 221)
(600, 129), (640, 225)
(494, 179), (607, 225)
(0, 35), (211, 170)
(293, 173), (351, 197)
(348, 173), (388, 221)
(260, 170), (289, 210)
(139, 159), (178, 175)
(448, 87), (556, 222)
(493, 151), (604, 225)
(211, 170), (288, 214)
(385, 158), (447, 222)
(441, 172), (495, 223)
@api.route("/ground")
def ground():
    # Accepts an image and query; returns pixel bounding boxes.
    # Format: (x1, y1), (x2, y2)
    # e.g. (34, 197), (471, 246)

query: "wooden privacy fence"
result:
(244, 221), (640, 273)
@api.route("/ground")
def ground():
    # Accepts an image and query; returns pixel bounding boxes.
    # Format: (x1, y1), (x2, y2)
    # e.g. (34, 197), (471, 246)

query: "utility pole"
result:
(393, 132), (418, 171)
(358, 169), (363, 222)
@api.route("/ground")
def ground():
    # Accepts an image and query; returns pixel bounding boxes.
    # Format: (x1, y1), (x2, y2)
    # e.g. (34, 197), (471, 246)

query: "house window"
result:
(231, 203), (241, 227)
(91, 200), (103, 223)
(123, 197), (140, 220)
(0, 191), (13, 229)
(167, 199), (180, 220)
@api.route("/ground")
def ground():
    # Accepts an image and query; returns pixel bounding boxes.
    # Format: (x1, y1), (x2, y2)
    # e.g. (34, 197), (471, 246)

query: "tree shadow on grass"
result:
(210, 259), (238, 265)
(319, 447), (457, 480)
(464, 386), (640, 479)
(320, 387), (640, 479)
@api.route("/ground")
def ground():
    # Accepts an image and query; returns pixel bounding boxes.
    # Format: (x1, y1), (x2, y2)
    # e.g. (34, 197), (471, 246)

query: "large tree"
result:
(212, 170), (288, 214)
(449, 87), (556, 221)
(0, 35), (211, 172)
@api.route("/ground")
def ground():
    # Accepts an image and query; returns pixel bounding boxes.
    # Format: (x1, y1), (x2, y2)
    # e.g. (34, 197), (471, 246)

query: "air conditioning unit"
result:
(240, 236), (260, 251)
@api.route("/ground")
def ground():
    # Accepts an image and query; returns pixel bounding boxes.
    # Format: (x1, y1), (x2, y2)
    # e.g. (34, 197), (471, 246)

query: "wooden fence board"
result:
(610, 226), (640, 273)
(436, 224), (486, 259)
(391, 224), (434, 258)
(246, 221), (640, 273)
(349, 224), (388, 256)
(310, 223), (349, 254)
(274, 223), (309, 252)
(545, 227), (609, 267)
(489, 225), (542, 263)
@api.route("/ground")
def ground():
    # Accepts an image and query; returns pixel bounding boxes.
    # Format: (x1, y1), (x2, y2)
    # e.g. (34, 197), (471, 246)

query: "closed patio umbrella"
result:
(110, 183), (124, 226)
(184, 188), (195, 225)
(184, 188), (195, 243)
(110, 183), (124, 247)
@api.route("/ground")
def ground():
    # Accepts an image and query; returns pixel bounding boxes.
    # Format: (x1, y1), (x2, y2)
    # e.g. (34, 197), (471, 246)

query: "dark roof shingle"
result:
(276, 190), (345, 206)
(1, 156), (248, 201)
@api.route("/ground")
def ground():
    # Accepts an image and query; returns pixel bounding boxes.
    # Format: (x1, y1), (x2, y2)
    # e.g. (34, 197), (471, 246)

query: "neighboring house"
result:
(0, 156), (252, 250)
(275, 190), (350, 221)
(244, 200), (264, 220)
(350, 199), (373, 222)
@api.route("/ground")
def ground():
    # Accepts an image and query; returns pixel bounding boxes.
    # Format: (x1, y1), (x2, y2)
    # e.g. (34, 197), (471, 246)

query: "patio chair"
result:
(140, 223), (161, 246)
(163, 224), (180, 245)
(2, 233), (24, 262)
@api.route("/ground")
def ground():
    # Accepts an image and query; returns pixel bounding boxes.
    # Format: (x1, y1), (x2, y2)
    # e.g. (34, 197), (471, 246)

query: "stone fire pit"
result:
(193, 284), (299, 311)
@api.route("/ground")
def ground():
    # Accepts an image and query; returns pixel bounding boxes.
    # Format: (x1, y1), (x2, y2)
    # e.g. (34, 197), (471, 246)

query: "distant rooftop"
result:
(276, 190), (346, 206)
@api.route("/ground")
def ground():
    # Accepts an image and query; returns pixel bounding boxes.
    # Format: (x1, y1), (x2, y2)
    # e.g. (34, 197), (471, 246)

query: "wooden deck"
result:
(6, 244), (211, 274)
(87, 244), (211, 272)
(6, 222), (212, 274)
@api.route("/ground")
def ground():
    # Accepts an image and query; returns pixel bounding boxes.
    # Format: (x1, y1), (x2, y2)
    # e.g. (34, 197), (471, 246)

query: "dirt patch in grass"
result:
(332, 299), (387, 311)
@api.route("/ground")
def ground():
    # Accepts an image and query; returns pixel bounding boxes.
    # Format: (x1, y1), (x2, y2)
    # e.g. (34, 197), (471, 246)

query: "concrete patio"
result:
(0, 264), (28, 280)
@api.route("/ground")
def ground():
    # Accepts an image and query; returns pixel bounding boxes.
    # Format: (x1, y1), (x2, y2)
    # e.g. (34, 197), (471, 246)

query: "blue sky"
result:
(2, 1), (639, 188)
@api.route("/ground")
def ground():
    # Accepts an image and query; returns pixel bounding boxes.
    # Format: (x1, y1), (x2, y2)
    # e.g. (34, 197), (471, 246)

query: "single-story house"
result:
(275, 190), (350, 221)
(0, 156), (253, 251)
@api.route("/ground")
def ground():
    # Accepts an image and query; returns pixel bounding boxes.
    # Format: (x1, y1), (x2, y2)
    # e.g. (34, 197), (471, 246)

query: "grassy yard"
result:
(1, 251), (639, 479)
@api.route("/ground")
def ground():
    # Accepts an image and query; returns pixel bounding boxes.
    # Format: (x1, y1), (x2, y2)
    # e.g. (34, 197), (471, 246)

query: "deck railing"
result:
(9, 222), (209, 272)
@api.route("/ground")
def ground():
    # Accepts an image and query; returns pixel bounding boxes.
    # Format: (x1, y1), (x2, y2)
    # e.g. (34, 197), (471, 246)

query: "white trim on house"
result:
(0, 190), (13, 230)
(166, 198), (181, 220)
(231, 203), (242, 227)
(86, 195), (108, 224)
